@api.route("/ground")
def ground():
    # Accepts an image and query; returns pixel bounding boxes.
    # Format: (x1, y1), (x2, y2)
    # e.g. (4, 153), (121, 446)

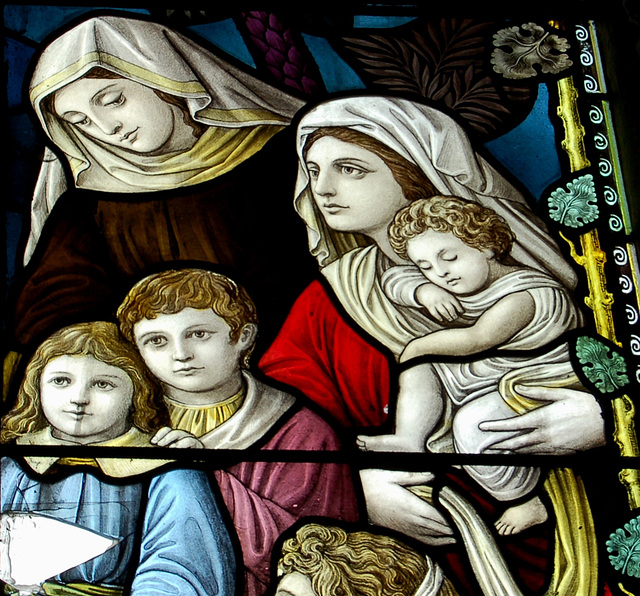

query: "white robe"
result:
(195, 371), (295, 450)
(383, 266), (584, 500)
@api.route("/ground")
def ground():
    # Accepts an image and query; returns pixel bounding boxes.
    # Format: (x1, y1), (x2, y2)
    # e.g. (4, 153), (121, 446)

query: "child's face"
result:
(40, 355), (133, 444)
(133, 307), (251, 399)
(275, 572), (316, 596)
(406, 229), (494, 295)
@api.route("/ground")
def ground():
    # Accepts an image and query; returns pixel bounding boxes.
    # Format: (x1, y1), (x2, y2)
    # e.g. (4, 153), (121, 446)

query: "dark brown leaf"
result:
(376, 77), (418, 87)
(431, 78), (452, 101)
(338, 17), (535, 140)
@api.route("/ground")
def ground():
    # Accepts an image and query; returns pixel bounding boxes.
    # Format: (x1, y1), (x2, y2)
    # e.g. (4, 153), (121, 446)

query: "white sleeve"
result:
(380, 265), (428, 307)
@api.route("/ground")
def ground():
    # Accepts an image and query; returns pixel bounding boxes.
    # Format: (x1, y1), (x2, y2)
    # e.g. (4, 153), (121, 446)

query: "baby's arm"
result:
(381, 265), (462, 322)
(400, 291), (535, 362)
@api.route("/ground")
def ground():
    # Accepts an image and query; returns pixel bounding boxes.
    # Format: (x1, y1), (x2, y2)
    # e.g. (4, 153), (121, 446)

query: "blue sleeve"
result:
(130, 468), (236, 596)
(1, 457), (23, 509)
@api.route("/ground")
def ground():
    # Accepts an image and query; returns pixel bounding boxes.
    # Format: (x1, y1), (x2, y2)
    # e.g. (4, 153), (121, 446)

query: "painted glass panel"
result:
(2, 5), (639, 596)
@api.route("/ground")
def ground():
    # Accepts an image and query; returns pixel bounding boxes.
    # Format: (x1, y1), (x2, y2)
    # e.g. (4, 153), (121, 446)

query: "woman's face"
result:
(305, 136), (410, 238)
(40, 354), (133, 444)
(53, 77), (180, 154)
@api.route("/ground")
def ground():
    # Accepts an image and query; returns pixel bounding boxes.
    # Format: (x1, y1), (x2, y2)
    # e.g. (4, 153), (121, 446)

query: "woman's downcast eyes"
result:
(64, 92), (126, 128)
(102, 92), (125, 107)
(64, 114), (90, 126)
(72, 116), (88, 126)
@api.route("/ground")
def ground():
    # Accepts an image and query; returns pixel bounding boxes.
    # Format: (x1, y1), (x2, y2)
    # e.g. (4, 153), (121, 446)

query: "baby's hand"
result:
(151, 426), (205, 449)
(415, 284), (462, 322)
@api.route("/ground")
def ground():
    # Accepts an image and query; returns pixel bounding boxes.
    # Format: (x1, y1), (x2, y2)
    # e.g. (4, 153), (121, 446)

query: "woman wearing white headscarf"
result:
(259, 95), (604, 595)
(294, 96), (579, 350)
(9, 13), (314, 353)
(262, 95), (603, 436)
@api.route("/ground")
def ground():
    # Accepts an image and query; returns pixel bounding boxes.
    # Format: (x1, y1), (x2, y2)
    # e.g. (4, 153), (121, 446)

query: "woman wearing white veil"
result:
(263, 95), (604, 438)
(9, 13), (314, 355)
(260, 95), (604, 595)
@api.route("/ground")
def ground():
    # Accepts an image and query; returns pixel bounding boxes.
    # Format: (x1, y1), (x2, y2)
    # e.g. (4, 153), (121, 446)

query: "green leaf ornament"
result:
(607, 516), (640, 578)
(548, 174), (599, 228)
(575, 336), (629, 394)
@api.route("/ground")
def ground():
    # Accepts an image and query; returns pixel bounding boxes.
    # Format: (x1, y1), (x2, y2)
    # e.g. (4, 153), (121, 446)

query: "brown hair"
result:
(303, 127), (437, 202)
(117, 269), (258, 368)
(389, 195), (515, 261)
(49, 66), (206, 137)
(1, 321), (167, 443)
(277, 524), (432, 596)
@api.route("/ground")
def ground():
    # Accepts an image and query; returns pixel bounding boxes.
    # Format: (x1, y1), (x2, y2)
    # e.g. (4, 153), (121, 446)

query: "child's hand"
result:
(415, 284), (462, 322)
(151, 426), (205, 449)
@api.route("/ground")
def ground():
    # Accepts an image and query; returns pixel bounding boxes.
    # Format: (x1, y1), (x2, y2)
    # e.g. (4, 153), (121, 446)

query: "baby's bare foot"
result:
(356, 434), (424, 452)
(495, 496), (548, 536)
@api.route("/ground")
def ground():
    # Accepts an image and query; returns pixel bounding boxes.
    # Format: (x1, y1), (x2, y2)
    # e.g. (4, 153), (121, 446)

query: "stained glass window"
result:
(2, 4), (639, 595)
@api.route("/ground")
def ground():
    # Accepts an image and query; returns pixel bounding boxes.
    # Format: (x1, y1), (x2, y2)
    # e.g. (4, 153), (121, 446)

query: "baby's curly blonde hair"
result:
(389, 195), (515, 262)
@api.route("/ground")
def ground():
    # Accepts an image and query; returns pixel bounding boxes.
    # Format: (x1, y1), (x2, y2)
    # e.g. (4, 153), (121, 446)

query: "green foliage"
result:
(548, 174), (599, 228)
(607, 517), (640, 578)
(575, 336), (629, 394)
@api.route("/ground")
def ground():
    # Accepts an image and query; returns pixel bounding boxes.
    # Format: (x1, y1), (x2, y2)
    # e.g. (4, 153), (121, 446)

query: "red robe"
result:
(259, 280), (550, 595)
(259, 280), (392, 429)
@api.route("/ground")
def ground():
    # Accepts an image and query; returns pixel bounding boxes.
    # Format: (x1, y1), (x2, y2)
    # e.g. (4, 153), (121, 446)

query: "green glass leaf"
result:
(575, 336), (629, 394)
(548, 174), (599, 228)
(607, 516), (640, 577)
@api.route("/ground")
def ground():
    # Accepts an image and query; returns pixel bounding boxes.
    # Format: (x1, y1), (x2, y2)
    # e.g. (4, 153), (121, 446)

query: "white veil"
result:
(25, 14), (305, 263)
(294, 95), (577, 289)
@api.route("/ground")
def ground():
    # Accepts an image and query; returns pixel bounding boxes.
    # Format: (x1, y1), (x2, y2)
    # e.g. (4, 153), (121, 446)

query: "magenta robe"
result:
(214, 405), (359, 596)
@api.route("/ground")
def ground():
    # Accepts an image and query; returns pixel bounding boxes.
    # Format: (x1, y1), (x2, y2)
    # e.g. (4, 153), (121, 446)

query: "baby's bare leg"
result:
(357, 362), (444, 452)
(450, 394), (549, 534)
